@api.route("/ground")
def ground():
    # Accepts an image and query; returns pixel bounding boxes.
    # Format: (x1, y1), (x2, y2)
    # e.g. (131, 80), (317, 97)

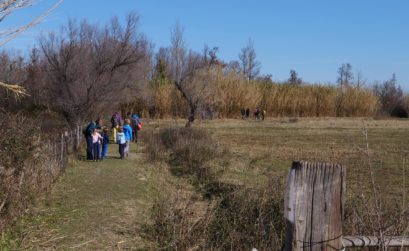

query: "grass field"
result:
(3, 117), (409, 250)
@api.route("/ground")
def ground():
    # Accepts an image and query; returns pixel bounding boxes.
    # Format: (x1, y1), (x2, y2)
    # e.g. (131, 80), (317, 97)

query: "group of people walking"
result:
(241, 107), (266, 120)
(83, 112), (141, 161)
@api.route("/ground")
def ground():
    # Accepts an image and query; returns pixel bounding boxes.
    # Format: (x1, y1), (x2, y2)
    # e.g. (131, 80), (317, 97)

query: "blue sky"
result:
(2, 0), (409, 89)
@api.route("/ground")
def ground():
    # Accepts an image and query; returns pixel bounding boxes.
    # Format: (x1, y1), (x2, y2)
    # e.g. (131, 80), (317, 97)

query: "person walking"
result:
(131, 113), (140, 143)
(123, 119), (133, 157)
(83, 118), (101, 160)
(101, 127), (110, 160)
(92, 128), (103, 161)
(116, 126), (126, 159)
(111, 112), (122, 143)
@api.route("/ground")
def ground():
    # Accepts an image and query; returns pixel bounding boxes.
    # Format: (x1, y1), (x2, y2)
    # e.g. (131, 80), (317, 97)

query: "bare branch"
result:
(0, 0), (64, 47)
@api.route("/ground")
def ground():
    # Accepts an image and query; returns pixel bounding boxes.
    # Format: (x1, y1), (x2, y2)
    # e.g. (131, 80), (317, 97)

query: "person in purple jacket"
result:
(123, 119), (133, 157)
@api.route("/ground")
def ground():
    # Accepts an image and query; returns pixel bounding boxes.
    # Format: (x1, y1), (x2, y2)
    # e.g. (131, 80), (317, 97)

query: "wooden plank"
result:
(342, 236), (409, 247)
(284, 161), (346, 251)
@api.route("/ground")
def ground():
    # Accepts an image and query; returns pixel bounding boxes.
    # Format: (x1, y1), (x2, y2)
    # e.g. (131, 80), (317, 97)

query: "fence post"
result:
(284, 161), (346, 251)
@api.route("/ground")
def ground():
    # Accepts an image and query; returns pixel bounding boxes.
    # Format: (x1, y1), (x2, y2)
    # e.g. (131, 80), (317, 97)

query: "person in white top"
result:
(92, 128), (103, 161)
(116, 126), (126, 159)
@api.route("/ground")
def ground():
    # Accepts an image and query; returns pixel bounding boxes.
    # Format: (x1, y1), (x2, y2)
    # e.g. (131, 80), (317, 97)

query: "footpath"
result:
(8, 143), (158, 250)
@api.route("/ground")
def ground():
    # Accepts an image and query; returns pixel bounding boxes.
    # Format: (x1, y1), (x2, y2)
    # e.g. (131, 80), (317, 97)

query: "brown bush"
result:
(0, 112), (61, 233)
(147, 179), (285, 250)
(158, 127), (222, 184)
(148, 194), (207, 250)
(204, 179), (285, 250)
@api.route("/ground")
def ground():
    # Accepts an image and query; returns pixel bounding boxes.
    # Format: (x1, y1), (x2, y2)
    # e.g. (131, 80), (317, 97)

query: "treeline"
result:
(1, 14), (408, 125)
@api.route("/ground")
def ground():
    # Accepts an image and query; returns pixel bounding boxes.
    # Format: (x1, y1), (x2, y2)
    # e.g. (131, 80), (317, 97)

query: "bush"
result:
(142, 130), (166, 162)
(205, 179), (285, 250)
(148, 195), (206, 250)
(390, 105), (408, 118)
(148, 179), (285, 250)
(0, 112), (60, 233)
(165, 128), (226, 186)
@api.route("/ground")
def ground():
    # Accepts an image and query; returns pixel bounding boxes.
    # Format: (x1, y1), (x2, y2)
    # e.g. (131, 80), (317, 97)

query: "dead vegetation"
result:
(143, 119), (409, 250)
(0, 112), (62, 233)
(144, 127), (286, 250)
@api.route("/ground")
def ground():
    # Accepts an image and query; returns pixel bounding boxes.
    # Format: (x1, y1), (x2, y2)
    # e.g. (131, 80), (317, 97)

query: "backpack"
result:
(137, 122), (142, 131)
(131, 114), (140, 128)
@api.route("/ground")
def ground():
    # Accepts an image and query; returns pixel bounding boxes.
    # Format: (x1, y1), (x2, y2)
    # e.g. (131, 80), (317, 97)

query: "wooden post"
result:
(284, 161), (346, 251)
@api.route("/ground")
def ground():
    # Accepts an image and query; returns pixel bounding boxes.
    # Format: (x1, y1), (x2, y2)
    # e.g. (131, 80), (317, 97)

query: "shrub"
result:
(148, 179), (285, 250)
(0, 112), (61, 233)
(159, 127), (222, 184)
(205, 179), (285, 250)
(148, 195), (206, 250)
(390, 105), (408, 118)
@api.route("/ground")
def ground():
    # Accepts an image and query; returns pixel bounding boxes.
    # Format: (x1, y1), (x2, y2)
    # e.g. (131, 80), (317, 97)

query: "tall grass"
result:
(128, 67), (380, 118)
(143, 127), (286, 250)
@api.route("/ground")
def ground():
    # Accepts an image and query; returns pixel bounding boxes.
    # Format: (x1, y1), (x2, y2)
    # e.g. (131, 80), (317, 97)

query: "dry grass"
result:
(3, 117), (408, 250)
(147, 117), (409, 249)
(132, 67), (380, 119)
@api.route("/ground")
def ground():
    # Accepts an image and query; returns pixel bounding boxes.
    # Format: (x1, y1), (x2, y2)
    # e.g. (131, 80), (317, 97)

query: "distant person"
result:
(83, 118), (101, 160)
(126, 111), (132, 120)
(92, 128), (103, 161)
(261, 109), (266, 120)
(101, 127), (110, 160)
(111, 112), (122, 143)
(116, 126), (126, 159)
(245, 108), (250, 119)
(131, 113), (141, 143)
(254, 107), (260, 120)
(123, 119), (133, 157)
(240, 107), (245, 119)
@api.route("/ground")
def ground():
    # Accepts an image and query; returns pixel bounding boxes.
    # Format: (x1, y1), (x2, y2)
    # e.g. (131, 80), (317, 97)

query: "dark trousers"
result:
(132, 126), (138, 142)
(86, 135), (93, 160)
(93, 142), (101, 160)
(118, 143), (126, 159)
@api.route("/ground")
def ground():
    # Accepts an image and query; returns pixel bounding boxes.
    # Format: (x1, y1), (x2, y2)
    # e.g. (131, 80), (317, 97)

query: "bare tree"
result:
(39, 13), (151, 124)
(373, 73), (404, 116)
(169, 23), (204, 127)
(239, 38), (260, 80)
(288, 69), (302, 85)
(355, 71), (365, 88)
(337, 63), (354, 87)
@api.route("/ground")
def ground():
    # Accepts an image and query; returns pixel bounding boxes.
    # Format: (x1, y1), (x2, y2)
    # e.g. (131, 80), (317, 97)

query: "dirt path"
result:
(11, 143), (158, 250)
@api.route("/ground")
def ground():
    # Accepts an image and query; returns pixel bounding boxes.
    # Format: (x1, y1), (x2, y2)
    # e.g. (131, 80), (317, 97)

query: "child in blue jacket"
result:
(123, 119), (133, 157)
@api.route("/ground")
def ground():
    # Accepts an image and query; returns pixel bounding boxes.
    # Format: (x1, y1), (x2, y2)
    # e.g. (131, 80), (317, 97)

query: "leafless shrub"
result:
(0, 112), (61, 233)
(142, 129), (166, 162)
(158, 127), (223, 185)
(205, 179), (285, 250)
(147, 179), (285, 250)
(343, 126), (409, 250)
(147, 194), (207, 250)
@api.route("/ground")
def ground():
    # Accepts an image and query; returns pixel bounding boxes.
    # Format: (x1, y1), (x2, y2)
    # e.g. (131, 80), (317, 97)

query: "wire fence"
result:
(47, 125), (83, 172)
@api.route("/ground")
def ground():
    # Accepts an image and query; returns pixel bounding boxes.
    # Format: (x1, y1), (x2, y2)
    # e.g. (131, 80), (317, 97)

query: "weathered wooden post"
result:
(284, 161), (346, 251)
